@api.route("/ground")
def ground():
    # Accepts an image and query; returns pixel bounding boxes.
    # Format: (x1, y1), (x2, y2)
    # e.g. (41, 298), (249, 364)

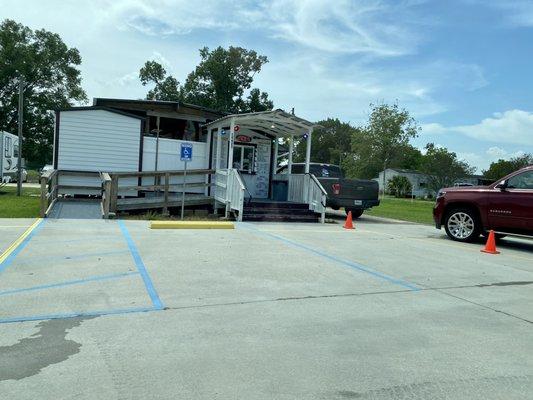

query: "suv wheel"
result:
(444, 208), (480, 242)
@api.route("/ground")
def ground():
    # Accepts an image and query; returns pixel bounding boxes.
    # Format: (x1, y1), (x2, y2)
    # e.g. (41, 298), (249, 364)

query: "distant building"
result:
(374, 168), (492, 198)
(374, 168), (430, 198)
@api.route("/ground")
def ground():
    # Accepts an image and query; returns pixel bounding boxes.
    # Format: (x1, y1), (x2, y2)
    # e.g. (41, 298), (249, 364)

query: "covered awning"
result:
(204, 109), (317, 137)
(204, 109), (318, 174)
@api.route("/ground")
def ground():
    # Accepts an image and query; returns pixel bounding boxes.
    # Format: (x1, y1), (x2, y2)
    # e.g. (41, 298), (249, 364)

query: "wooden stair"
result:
(242, 201), (319, 222)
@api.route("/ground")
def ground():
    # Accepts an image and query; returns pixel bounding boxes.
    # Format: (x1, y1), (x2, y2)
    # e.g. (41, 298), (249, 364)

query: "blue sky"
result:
(2, 0), (533, 172)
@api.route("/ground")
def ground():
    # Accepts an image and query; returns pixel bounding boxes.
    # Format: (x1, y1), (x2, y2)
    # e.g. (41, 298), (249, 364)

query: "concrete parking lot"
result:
(0, 215), (532, 399)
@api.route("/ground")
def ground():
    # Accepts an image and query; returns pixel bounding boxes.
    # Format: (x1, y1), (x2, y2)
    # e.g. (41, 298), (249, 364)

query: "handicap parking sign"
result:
(180, 143), (193, 161)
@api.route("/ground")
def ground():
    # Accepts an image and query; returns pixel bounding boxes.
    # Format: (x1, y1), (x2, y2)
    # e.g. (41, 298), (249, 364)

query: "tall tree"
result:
(182, 46), (272, 113)
(0, 19), (87, 167)
(139, 61), (181, 101)
(293, 118), (355, 165)
(344, 103), (419, 183)
(421, 143), (475, 194)
(482, 154), (533, 181)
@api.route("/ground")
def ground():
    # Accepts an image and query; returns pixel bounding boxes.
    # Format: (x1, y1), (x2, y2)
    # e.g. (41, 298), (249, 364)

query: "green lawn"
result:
(0, 186), (41, 218)
(366, 196), (435, 225)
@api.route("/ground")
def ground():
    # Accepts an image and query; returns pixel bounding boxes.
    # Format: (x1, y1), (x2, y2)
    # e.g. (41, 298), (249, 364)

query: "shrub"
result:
(387, 176), (413, 198)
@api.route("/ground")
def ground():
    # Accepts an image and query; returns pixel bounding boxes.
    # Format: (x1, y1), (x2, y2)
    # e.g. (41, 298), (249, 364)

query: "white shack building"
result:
(49, 99), (327, 222)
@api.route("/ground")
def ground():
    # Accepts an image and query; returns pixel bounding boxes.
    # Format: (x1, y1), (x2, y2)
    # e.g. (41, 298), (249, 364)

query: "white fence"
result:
(214, 168), (245, 221)
(288, 174), (327, 223)
(142, 137), (208, 194)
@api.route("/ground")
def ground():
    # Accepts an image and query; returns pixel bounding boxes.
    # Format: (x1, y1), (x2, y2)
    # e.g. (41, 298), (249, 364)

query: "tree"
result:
(421, 143), (475, 194)
(0, 19), (87, 167)
(139, 61), (181, 101)
(482, 154), (533, 181)
(238, 88), (273, 113)
(344, 103), (419, 184)
(293, 118), (356, 165)
(387, 175), (412, 198)
(182, 46), (272, 113)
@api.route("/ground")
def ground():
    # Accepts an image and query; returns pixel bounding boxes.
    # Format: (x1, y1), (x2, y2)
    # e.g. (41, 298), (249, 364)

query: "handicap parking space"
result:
(0, 219), (162, 324)
(0, 216), (532, 399)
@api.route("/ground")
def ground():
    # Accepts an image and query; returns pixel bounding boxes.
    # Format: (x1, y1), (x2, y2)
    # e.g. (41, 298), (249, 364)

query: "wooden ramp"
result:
(47, 199), (103, 219)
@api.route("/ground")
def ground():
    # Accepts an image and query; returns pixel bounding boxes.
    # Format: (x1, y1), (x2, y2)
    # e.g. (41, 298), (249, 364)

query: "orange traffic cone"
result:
(481, 230), (500, 254)
(343, 211), (355, 230)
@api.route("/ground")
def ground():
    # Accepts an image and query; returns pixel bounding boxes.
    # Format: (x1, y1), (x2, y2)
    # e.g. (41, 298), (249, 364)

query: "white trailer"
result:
(0, 131), (20, 184)
(54, 107), (211, 196)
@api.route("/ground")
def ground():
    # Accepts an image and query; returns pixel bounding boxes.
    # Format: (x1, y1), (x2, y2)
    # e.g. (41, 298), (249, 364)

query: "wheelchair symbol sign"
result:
(180, 143), (193, 161)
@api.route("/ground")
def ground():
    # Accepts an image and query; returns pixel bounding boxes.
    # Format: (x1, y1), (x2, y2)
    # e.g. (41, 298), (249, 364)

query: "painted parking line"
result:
(0, 306), (160, 325)
(18, 249), (130, 263)
(118, 220), (164, 310)
(239, 223), (420, 291)
(0, 218), (46, 274)
(0, 271), (139, 297)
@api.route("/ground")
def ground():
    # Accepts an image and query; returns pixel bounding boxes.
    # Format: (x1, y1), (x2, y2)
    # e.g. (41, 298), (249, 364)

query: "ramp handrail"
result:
(287, 173), (327, 223)
(214, 168), (245, 221)
(40, 169), (59, 217)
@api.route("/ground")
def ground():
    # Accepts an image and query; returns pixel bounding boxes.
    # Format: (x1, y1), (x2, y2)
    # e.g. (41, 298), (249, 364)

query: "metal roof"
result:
(93, 98), (226, 116)
(204, 109), (317, 137)
(55, 106), (145, 120)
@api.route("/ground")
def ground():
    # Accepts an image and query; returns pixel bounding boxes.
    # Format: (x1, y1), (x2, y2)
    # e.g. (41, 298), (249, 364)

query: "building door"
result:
(488, 170), (533, 231)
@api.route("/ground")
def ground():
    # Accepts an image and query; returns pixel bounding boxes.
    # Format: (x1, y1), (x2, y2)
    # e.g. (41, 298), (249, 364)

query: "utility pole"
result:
(17, 78), (24, 197)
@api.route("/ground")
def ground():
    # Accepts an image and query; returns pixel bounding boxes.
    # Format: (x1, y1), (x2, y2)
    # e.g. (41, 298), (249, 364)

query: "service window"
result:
(13, 143), (19, 158)
(232, 144), (255, 174)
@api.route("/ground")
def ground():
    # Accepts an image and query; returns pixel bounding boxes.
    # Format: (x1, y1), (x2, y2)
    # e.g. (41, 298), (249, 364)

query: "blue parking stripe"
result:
(0, 306), (161, 325)
(239, 223), (420, 291)
(118, 220), (164, 310)
(0, 271), (139, 297)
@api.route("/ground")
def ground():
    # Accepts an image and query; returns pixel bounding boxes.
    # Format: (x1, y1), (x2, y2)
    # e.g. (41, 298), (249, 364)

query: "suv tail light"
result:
(332, 183), (341, 195)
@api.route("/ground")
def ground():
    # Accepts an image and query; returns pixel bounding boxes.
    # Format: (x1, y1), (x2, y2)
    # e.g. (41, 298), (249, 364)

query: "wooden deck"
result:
(116, 193), (213, 211)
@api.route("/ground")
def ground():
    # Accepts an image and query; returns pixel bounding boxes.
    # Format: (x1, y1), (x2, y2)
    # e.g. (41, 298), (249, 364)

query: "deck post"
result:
(288, 135), (294, 173)
(163, 172), (170, 215)
(110, 175), (118, 214)
(101, 173), (112, 219)
(273, 138), (279, 171)
(228, 117), (235, 170)
(40, 175), (47, 218)
(304, 128), (313, 174)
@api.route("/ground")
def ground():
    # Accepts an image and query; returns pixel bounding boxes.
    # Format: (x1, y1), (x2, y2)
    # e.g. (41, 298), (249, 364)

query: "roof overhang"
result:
(204, 109), (317, 138)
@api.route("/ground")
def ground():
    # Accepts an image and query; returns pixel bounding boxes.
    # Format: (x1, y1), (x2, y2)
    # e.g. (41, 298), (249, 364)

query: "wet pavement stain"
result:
(0, 316), (95, 381)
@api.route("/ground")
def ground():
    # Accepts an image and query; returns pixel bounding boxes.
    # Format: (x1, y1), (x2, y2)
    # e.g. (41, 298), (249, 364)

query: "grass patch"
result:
(366, 196), (435, 225)
(0, 186), (41, 218)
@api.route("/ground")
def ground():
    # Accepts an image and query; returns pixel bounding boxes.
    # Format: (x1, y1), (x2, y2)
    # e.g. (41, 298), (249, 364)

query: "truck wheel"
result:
(444, 208), (480, 242)
(345, 208), (363, 219)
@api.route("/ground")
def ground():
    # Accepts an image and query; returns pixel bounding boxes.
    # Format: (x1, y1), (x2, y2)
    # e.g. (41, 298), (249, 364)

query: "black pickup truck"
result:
(278, 163), (380, 218)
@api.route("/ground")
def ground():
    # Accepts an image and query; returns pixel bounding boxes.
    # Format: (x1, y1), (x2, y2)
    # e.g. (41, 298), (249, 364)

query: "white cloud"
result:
(454, 110), (533, 145)
(85, 0), (424, 57)
(421, 110), (533, 146)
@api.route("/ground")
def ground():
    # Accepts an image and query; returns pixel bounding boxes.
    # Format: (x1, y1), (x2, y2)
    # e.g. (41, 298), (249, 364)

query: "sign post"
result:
(180, 143), (193, 220)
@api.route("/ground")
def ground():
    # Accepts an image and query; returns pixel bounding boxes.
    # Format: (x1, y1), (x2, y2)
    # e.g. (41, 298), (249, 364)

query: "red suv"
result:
(433, 166), (533, 242)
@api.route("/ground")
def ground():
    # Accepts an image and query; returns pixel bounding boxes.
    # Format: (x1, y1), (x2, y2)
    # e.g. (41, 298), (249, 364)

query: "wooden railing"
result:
(103, 169), (215, 217)
(40, 169), (59, 217)
(214, 168), (247, 220)
(40, 170), (103, 217)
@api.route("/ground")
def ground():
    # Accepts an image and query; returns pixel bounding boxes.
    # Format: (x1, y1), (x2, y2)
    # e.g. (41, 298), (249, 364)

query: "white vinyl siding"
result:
(58, 110), (141, 172)
(57, 109), (141, 195)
